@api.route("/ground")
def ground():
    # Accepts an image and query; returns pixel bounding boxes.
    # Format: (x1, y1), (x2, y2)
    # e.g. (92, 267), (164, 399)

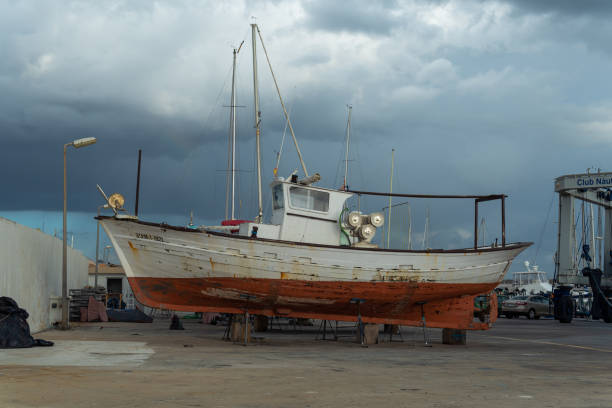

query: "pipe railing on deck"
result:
(347, 189), (507, 249)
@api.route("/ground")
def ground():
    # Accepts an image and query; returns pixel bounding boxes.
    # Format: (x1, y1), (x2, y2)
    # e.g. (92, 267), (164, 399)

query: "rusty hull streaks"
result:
(127, 277), (498, 330)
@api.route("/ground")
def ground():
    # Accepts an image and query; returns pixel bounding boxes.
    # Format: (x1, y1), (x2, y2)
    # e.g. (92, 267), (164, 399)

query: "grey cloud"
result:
(302, 0), (403, 35)
(290, 51), (331, 66)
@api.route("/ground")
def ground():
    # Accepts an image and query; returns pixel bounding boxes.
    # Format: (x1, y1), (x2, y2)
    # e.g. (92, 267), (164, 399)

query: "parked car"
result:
(502, 295), (551, 319)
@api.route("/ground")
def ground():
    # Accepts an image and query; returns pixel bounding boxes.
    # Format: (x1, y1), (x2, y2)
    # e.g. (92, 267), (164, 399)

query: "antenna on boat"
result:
(386, 148), (395, 249)
(251, 23), (263, 223)
(343, 105), (352, 191)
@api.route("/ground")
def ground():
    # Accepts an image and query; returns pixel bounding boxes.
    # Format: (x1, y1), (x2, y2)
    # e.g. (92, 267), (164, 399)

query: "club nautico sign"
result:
(576, 176), (612, 187)
(555, 172), (612, 192)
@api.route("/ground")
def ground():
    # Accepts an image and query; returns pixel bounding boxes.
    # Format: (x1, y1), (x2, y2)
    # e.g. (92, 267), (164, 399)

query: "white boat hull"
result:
(100, 217), (530, 329)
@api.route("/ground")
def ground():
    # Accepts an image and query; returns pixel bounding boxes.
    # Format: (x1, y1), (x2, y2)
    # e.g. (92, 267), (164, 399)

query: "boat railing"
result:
(347, 189), (507, 249)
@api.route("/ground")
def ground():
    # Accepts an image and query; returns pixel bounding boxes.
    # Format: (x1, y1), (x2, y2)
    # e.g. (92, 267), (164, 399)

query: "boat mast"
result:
(386, 148), (394, 249)
(231, 46), (237, 220)
(230, 41), (244, 220)
(343, 105), (352, 191)
(251, 24), (263, 222)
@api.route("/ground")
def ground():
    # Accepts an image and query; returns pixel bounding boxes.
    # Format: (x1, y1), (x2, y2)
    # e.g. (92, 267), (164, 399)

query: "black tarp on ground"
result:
(0, 297), (54, 348)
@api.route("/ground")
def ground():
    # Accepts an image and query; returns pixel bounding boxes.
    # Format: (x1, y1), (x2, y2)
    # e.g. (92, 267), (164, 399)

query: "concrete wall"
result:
(0, 217), (89, 333)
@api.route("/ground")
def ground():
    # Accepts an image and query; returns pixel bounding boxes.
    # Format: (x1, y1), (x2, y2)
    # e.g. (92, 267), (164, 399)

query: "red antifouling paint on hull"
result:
(128, 277), (497, 330)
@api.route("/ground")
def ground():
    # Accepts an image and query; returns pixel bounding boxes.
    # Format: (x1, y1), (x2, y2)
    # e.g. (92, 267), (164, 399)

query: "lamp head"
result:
(72, 137), (97, 148)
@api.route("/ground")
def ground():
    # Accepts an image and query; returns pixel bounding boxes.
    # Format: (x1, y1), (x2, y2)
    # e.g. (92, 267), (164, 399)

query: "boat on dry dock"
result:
(99, 24), (530, 331)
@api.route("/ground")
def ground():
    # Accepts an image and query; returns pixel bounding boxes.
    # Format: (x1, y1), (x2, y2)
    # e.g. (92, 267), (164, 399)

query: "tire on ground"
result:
(559, 295), (573, 324)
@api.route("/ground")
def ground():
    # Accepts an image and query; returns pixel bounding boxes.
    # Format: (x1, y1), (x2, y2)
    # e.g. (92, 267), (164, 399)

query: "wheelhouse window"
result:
(289, 186), (329, 212)
(272, 184), (284, 210)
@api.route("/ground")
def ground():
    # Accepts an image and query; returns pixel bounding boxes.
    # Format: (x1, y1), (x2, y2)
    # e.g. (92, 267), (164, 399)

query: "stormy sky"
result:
(2, 0), (612, 275)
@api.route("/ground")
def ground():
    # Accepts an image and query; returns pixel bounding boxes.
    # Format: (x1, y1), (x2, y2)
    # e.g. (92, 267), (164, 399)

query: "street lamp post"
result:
(62, 137), (97, 330)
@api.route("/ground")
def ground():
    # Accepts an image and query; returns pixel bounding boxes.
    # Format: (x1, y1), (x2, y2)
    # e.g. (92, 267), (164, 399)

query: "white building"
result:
(88, 262), (135, 308)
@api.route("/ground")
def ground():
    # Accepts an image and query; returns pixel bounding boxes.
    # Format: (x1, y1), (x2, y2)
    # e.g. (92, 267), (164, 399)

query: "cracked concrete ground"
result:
(0, 318), (611, 408)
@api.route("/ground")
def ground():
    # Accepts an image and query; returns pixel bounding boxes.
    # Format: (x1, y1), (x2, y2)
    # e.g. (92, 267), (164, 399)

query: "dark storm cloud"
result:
(494, 0), (612, 57)
(503, 0), (612, 17)
(3, 0), (612, 275)
(0, 80), (211, 158)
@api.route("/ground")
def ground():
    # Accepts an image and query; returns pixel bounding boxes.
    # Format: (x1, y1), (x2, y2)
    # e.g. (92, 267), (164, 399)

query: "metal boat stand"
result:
(315, 320), (338, 341)
(386, 324), (404, 342)
(223, 295), (259, 345)
(240, 294), (257, 346)
(222, 314), (232, 341)
(350, 298), (367, 347)
(416, 301), (432, 347)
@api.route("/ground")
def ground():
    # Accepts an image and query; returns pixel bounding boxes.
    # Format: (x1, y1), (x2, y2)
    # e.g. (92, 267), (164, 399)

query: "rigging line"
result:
(179, 58), (234, 212)
(344, 116), (366, 207)
(334, 108), (349, 188)
(275, 104), (293, 171)
(533, 192), (555, 264)
(255, 25), (308, 177)
(248, 143), (256, 220)
(343, 105), (352, 189)
(351, 125), (367, 192)
(225, 90), (232, 220)
(333, 133), (346, 189)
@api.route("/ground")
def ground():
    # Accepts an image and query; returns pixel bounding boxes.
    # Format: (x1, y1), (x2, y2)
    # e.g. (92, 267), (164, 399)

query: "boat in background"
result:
(512, 261), (552, 295)
(99, 24), (530, 331)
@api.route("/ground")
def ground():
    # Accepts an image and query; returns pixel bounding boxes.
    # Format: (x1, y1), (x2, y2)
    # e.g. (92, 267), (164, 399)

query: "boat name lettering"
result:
(135, 232), (164, 242)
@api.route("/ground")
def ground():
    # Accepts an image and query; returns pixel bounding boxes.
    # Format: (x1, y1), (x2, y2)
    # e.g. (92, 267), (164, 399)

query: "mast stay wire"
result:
(333, 116), (348, 189)
(333, 108), (367, 210)
(255, 25), (309, 178)
(274, 104), (293, 174)
(176, 27), (251, 222)
(178, 58), (234, 220)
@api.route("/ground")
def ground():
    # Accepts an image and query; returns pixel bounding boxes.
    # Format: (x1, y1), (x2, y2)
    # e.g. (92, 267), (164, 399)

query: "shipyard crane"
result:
(554, 171), (612, 323)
